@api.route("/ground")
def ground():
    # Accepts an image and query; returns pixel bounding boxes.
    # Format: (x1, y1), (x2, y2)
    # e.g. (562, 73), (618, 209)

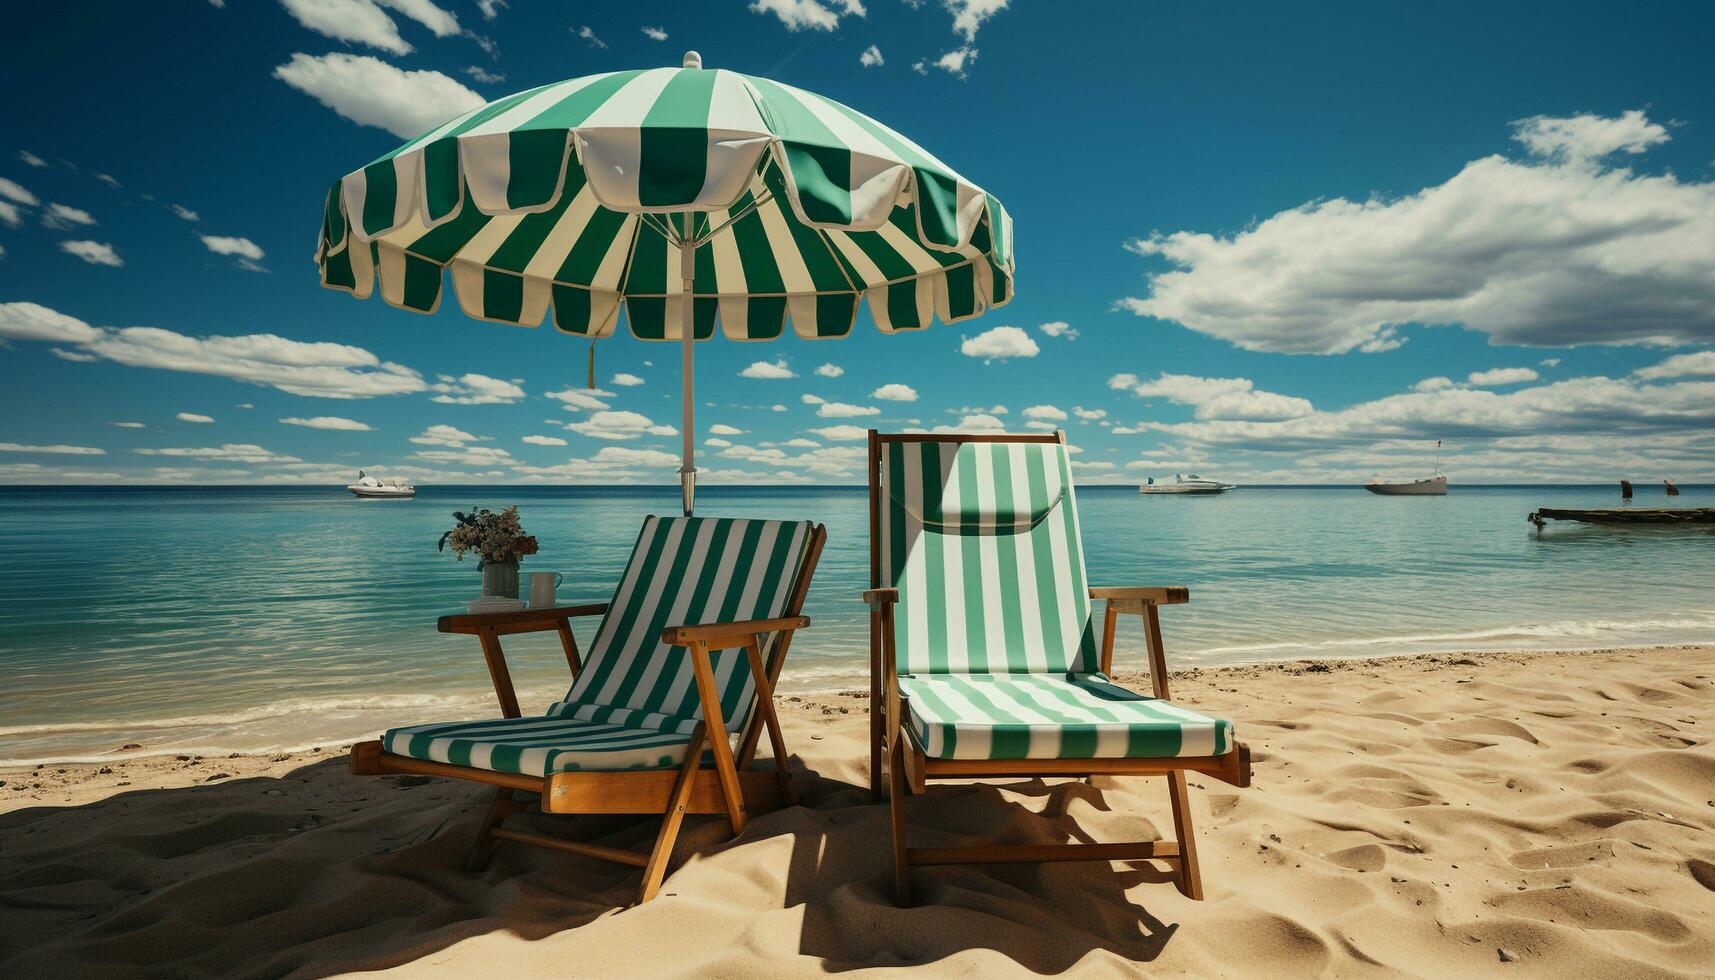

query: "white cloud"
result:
(705, 437), (733, 448)
(948, 404), (1007, 415)
(574, 24), (607, 47)
(740, 357), (796, 379)
(642, 25), (668, 41)
(201, 235), (265, 270)
(0, 177), (38, 206)
(1634, 351), (1715, 380)
(0, 302), (102, 344)
(1109, 371), (1314, 421)
(95, 173), (122, 189)
(566, 410), (677, 440)
(1467, 366), (1539, 387)
(960, 325), (1037, 361)
(546, 386), (615, 411)
(784, 437), (819, 448)
(932, 413), (1007, 435)
(1073, 406), (1106, 420)
(610, 372), (645, 386)
(511, 446), (682, 480)
(17, 150), (47, 168)
(1022, 404), (1067, 421)
(61, 240), (121, 266)
(176, 412), (215, 423)
(0, 202), (20, 228)
(931, 46), (976, 79)
(1121, 110), (1715, 353)
(860, 44), (884, 67)
(748, 0), (866, 32)
(522, 434), (568, 446)
(1038, 320), (1077, 340)
(72, 324), (427, 398)
(463, 65), (505, 84)
(710, 423), (744, 436)
(808, 424), (870, 441)
(1539, 357), (1561, 368)
(171, 204), (200, 221)
(946, 0), (1008, 42)
(44, 203), (97, 228)
(274, 53), (485, 139)
(111, 422), (145, 429)
(410, 424), (481, 445)
(0, 442), (105, 455)
(814, 400), (880, 418)
(871, 383), (917, 402)
(475, 0), (504, 19)
(430, 372), (525, 404)
(413, 444), (514, 466)
(814, 363), (844, 378)
(1412, 377), (1456, 393)
(278, 0), (461, 54)
(136, 444), (298, 464)
(51, 347), (96, 362)
(1511, 109), (1668, 162)
(771, 404), (788, 412)
(280, 415), (372, 431)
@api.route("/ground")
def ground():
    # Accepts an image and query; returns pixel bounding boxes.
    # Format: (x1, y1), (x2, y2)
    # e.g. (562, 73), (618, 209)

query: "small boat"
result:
(1139, 474), (1235, 495)
(347, 470), (415, 499)
(1366, 440), (1448, 495)
(1364, 475), (1447, 496)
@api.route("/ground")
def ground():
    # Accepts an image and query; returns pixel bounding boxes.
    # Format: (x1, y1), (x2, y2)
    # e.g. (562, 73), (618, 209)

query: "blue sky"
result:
(2, 0), (1712, 485)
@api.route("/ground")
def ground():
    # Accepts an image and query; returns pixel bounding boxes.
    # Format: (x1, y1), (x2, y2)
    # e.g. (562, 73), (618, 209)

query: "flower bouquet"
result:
(439, 505), (538, 599)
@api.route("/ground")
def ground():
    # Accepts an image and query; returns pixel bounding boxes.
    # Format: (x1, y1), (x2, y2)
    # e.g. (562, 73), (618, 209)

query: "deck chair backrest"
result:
(873, 435), (1098, 675)
(552, 515), (815, 735)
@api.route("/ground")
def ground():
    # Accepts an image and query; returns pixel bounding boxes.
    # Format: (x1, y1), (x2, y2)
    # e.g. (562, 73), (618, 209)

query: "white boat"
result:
(1139, 474), (1236, 495)
(346, 470), (416, 499)
(1365, 440), (1448, 495)
(1364, 475), (1447, 496)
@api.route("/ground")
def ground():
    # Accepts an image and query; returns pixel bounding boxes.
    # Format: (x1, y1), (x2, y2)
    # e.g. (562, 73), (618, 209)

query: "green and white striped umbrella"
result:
(315, 51), (1014, 511)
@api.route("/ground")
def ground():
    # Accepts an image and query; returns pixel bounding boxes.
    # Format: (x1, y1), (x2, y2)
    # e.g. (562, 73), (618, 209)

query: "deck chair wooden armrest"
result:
(1088, 586), (1189, 605)
(660, 615), (811, 648)
(862, 587), (900, 607)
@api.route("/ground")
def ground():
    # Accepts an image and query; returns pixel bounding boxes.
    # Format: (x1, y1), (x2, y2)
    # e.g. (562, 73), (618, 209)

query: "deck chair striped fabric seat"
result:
(866, 431), (1250, 903)
(353, 514), (826, 904)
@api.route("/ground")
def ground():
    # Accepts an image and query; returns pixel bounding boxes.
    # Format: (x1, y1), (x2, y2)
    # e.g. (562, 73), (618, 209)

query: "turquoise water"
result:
(2, 484), (1712, 762)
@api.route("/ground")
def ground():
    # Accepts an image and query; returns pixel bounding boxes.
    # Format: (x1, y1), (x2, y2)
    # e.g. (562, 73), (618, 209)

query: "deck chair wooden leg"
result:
(1166, 770), (1204, 900)
(689, 641), (748, 834)
(464, 787), (517, 872)
(638, 725), (708, 904)
(889, 736), (912, 906)
(745, 636), (796, 806)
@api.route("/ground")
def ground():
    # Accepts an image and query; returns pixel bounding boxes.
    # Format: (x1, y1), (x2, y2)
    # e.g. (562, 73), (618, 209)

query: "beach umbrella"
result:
(315, 52), (1013, 513)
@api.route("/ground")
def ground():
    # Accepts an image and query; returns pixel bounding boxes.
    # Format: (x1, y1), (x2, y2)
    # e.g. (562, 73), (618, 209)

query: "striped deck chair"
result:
(865, 431), (1251, 903)
(351, 515), (826, 904)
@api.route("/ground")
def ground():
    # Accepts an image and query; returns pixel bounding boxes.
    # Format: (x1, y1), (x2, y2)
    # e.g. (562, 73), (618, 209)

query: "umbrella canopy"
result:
(316, 52), (1013, 511)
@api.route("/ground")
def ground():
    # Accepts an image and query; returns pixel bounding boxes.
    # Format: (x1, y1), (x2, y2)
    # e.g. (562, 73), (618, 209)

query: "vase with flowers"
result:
(438, 505), (539, 599)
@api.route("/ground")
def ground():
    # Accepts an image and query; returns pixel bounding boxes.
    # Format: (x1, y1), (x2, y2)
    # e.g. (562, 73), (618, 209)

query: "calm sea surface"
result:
(3, 484), (1712, 762)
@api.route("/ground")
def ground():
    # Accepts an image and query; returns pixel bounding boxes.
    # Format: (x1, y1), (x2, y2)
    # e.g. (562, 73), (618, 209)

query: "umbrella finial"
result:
(682, 50), (702, 69)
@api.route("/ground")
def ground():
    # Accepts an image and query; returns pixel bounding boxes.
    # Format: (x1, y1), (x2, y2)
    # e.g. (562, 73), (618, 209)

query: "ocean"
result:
(3, 483), (1712, 763)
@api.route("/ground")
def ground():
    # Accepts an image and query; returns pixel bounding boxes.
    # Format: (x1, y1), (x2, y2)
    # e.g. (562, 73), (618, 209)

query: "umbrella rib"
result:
(692, 188), (774, 249)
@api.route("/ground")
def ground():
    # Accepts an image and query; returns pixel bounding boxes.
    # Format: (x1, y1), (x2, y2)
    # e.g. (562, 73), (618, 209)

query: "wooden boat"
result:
(1529, 508), (1715, 528)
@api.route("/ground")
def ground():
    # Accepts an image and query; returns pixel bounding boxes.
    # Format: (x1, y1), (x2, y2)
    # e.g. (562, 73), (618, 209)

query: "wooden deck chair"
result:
(864, 431), (1251, 903)
(351, 515), (827, 904)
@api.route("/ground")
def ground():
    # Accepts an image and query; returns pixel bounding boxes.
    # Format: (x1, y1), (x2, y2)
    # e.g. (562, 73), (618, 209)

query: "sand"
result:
(3, 644), (1712, 978)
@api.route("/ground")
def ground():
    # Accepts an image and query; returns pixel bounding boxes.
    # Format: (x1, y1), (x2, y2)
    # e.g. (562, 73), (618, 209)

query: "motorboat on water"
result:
(347, 470), (416, 499)
(1139, 474), (1236, 495)
(1365, 440), (1448, 495)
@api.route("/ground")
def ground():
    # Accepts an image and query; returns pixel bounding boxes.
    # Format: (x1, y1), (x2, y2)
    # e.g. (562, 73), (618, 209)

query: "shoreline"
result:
(3, 643), (1712, 975)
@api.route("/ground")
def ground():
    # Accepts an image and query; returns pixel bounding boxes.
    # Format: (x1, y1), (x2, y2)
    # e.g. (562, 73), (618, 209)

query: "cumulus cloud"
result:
(462, 65), (505, 84)
(74, 324), (427, 398)
(430, 372), (525, 404)
(1039, 320), (1077, 340)
(278, 0), (460, 55)
(176, 412), (215, 423)
(871, 383), (917, 401)
(0, 442), (105, 455)
(642, 25), (668, 41)
(522, 434), (568, 446)
(960, 325), (1037, 361)
(410, 424), (482, 446)
(136, 444), (298, 464)
(609, 372), (644, 386)
(281, 416), (373, 430)
(740, 358), (796, 379)
(566, 410), (677, 440)
(808, 424), (870, 441)
(42, 203), (97, 229)
(1121, 110), (1715, 353)
(1109, 372), (1314, 421)
(814, 363), (844, 378)
(0, 202), (21, 229)
(0, 302), (103, 344)
(1021, 404), (1067, 421)
(930, 46), (977, 79)
(61, 240), (121, 266)
(512, 446), (684, 481)
(274, 53), (485, 139)
(1073, 407), (1107, 420)
(546, 386), (615, 411)
(749, 0), (866, 32)
(710, 423), (744, 436)
(0, 177), (38, 206)
(932, 412), (1007, 435)
(1635, 351), (1715, 380)
(859, 44), (884, 67)
(1467, 366), (1539, 386)
(946, 0), (1009, 42)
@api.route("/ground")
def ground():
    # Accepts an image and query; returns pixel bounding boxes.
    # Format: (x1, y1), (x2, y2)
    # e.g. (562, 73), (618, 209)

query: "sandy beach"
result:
(3, 644), (1711, 977)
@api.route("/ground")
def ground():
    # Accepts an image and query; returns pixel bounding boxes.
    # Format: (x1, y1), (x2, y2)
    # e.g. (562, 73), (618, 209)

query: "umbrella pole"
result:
(678, 211), (696, 516)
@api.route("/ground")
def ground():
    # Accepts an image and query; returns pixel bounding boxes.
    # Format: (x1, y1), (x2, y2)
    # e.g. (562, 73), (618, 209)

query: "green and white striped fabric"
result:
(383, 715), (722, 776)
(878, 439), (1098, 675)
(316, 62), (1013, 340)
(897, 673), (1234, 760)
(383, 515), (811, 776)
(550, 515), (812, 735)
